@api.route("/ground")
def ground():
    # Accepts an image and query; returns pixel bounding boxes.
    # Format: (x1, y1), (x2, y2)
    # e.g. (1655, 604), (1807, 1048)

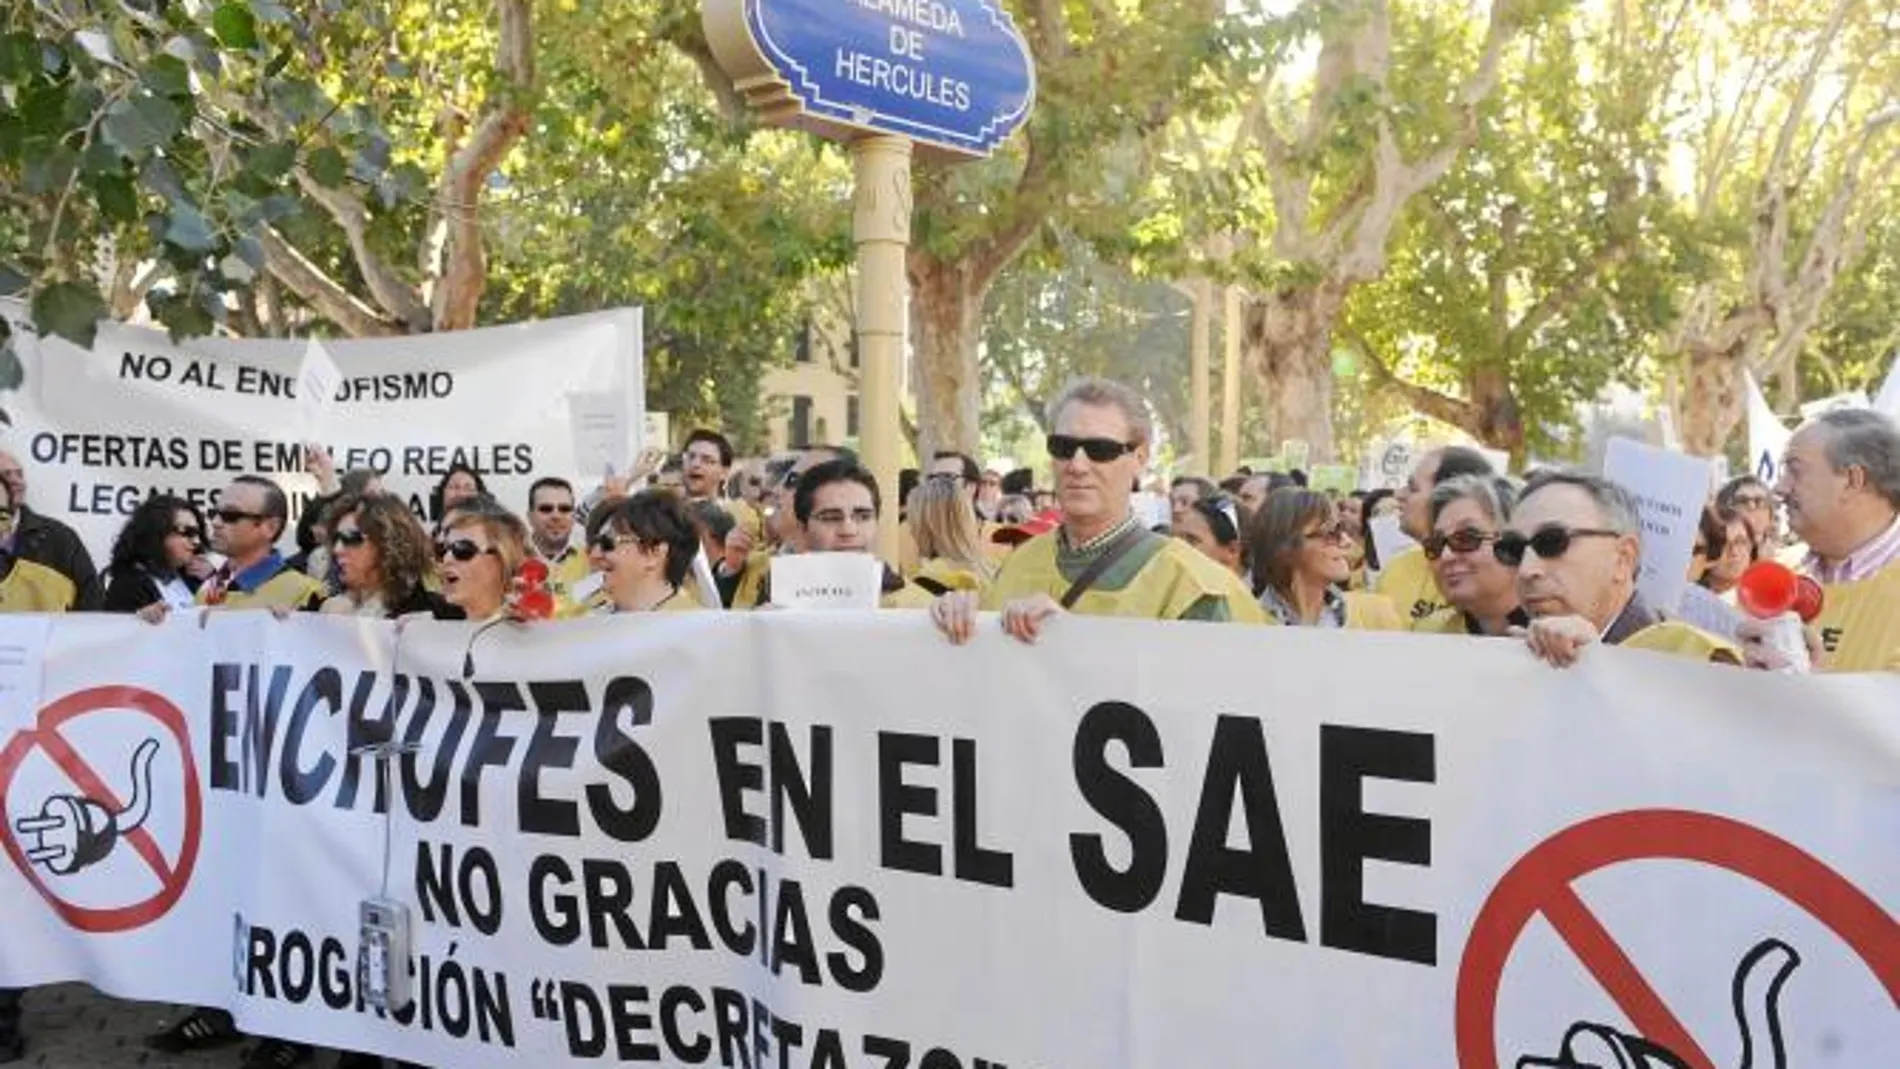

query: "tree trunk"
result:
(1468, 366), (1525, 455)
(1679, 339), (1746, 457)
(1243, 284), (1345, 461)
(909, 255), (985, 458)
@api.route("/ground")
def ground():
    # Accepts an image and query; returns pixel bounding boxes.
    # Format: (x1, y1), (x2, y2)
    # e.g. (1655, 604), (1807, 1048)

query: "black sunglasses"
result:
(333, 528), (368, 548)
(1423, 528), (1497, 561)
(172, 525), (204, 541)
(438, 538), (498, 562)
(592, 531), (638, 554)
(1047, 435), (1138, 463)
(1493, 526), (1621, 567)
(535, 503), (575, 515)
(216, 508), (264, 525)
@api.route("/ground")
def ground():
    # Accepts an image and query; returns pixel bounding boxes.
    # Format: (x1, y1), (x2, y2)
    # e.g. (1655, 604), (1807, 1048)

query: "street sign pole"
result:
(851, 135), (912, 559)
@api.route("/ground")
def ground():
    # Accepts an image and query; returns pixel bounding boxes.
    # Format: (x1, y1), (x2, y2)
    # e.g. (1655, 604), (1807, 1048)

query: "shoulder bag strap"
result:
(1060, 524), (1154, 610)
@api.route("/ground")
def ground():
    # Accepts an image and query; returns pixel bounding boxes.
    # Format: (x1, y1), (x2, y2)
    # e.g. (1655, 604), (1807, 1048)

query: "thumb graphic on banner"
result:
(1745, 372), (1790, 485)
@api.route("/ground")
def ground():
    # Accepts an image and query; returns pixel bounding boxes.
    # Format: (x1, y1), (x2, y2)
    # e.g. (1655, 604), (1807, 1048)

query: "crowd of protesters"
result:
(3, 375), (1899, 1066)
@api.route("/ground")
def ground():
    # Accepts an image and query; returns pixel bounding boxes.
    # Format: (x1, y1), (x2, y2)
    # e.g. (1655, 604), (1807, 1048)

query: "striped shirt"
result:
(1804, 513), (1900, 585)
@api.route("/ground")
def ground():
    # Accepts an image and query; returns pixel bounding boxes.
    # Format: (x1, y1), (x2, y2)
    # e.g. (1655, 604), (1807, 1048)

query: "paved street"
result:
(8, 986), (288, 1069)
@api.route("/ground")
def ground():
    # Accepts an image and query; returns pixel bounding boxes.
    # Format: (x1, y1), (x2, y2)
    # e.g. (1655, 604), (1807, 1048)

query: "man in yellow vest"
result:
(192, 476), (325, 613)
(932, 377), (1265, 643)
(1504, 471), (1738, 667)
(1753, 408), (1900, 672)
(526, 477), (591, 609)
(1377, 446), (1496, 626)
(0, 446), (101, 609)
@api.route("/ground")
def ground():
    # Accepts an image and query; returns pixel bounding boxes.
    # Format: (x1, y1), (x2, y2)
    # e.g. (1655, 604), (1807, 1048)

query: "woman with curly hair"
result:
(103, 494), (212, 619)
(318, 492), (457, 619)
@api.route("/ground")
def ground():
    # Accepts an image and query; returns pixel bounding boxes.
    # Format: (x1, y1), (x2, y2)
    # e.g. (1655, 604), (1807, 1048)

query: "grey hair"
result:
(1047, 377), (1154, 446)
(1521, 469), (1644, 553)
(1811, 408), (1900, 509)
(1429, 474), (1519, 529)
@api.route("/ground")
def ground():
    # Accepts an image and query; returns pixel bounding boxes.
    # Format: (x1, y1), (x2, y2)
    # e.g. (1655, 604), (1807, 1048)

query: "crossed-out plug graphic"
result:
(10, 738), (160, 876)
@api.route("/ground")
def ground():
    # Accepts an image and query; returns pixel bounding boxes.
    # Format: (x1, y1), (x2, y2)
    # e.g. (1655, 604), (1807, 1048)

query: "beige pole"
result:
(1219, 284), (1243, 476)
(851, 134), (913, 561)
(1189, 278), (1211, 477)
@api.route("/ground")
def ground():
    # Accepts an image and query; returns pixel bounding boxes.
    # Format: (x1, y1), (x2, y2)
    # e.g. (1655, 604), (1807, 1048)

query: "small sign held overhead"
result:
(292, 340), (342, 435)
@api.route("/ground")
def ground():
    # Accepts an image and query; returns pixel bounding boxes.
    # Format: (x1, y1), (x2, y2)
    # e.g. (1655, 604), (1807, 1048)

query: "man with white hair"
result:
(933, 377), (1263, 644)
(0, 445), (101, 610)
(1766, 408), (1900, 671)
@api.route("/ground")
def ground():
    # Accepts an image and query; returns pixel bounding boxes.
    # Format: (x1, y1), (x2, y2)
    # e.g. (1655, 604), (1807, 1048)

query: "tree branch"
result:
(429, 0), (535, 331)
(258, 228), (404, 337)
(1352, 328), (1482, 432)
(296, 173), (430, 330)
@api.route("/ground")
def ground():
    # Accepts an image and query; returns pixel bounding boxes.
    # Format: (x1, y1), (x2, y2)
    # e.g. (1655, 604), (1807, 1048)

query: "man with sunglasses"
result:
(0, 445), (102, 610)
(527, 477), (591, 610)
(932, 377), (1263, 644)
(1503, 471), (1737, 668)
(1375, 446), (1495, 626)
(1758, 408), (1900, 672)
(189, 476), (325, 612)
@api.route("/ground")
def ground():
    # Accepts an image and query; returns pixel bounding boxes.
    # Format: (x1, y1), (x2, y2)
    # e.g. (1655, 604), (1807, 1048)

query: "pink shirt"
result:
(1804, 513), (1900, 585)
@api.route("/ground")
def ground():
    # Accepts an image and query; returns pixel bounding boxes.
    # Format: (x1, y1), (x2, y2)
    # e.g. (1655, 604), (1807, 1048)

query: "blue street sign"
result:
(720, 0), (1035, 158)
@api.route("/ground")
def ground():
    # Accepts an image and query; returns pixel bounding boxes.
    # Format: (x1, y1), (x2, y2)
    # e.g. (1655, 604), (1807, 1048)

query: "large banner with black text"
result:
(0, 300), (643, 560)
(0, 613), (1894, 1068)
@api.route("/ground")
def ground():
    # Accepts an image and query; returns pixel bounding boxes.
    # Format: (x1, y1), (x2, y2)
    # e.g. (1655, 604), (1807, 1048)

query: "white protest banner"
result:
(770, 552), (883, 610)
(1, 614), (1895, 1069)
(1603, 436), (1712, 615)
(1745, 371), (1790, 485)
(1874, 353), (1900, 418)
(0, 300), (643, 562)
(566, 391), (634, 476)
(292, 339), (344, 437)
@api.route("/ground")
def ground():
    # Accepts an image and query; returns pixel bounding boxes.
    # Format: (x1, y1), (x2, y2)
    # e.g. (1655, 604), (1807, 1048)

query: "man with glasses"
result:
(526, 477), (590, 609)
(719, 446), (851, 608)
(1716, 474), (1779, 556)
(0, 445), (102, 610)
(1502, 471), (1736, 668)
(932, 377), (1263, 644)
(190, 476), (324, 612)
(1376, 446), (1495, 626)
(683, 428), (763, 543)
(769, 458), (934, 608)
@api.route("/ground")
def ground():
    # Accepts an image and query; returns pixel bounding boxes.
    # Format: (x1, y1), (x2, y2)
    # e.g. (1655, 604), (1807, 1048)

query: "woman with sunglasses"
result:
(1247, 488), (1403, 629)
(103, 495), (213, 620)
(1173, 493), (1247, 577)
(1415, 476), (1526, 637)
(905, 475), (996, 595)
(318, 492), (456, 619)
(595, 490), (708, 614)
(436, 499), (531, 621)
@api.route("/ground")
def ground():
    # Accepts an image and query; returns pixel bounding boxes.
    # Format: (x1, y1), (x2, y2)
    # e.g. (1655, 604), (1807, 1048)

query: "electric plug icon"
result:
(11, 738), (159, 876)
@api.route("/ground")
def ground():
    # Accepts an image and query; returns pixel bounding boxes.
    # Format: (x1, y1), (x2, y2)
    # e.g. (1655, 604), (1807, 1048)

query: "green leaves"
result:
(306, 145), (347, 187)
(31, 282), (108, 349)
(163, 204), (218, 252)
(212, 3), (259, 51)
(102, 94), (183, 154)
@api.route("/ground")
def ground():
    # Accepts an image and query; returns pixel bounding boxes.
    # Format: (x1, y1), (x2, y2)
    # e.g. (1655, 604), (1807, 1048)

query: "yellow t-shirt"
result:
(908, 557), (989, 598)
(1373, 546), (1450, 626)
(1809, 563), (1900, 673)
(1623, 621), (1742, 665)
(1344, 592), (1405, 631)
(197, 562), (325, 611)
(0, 558), (77, 613)
(538, 545), (594, 612)
(731, 550), (774, 610)
(984, 530), (1269, 625)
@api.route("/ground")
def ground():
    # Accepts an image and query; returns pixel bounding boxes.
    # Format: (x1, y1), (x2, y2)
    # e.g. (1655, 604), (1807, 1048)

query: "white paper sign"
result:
(292, 339), (342, 434)
(568, 391), (632, 476)
(643, 411), (671, 456)
(1362, 438), (1415, 491)
(770, 551), (882, 610)
(1603, 436), (1712, 615)
(1367, 513), (1417, 574)
(1873, 353), (1900, 418)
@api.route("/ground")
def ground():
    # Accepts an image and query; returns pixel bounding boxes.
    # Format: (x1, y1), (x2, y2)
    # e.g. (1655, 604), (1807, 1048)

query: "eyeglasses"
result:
(216, 509), (264, 525)
(1423, 528), (1497, 561)
(592, 531), (640, 554)
(811, 507), (877, 526)
(439, 538), (498, 562)
(1047, 435), (1138, 463)
(535, 503), (576, 515)
(1731, 493), (1772, 510)
(333, 528), (368, 548)
(172, 525), (204, 542)
(1492, 525), (1621, 567)
(1301, 524), (1352, 546)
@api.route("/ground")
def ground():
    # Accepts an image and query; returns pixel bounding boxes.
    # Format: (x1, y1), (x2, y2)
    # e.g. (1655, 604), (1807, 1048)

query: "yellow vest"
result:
(0, 558), (77, 612)
(538, 545), (594, 611)
(1622, 621), (1742, 665)
(909, 557), (988, 597)
(1810, 563), (1900, 673)
(1344, 592), (1405, 631)
(1374, 546), (1450, 627)
(731, 550), (774, 610)
(197, 566), (325, 611)
(983, 532), (1270, 625)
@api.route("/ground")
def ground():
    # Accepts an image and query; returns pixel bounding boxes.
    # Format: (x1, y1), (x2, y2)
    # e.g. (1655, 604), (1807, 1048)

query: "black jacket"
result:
(102, 562), (202, 613)
(12, 508), (102, 610)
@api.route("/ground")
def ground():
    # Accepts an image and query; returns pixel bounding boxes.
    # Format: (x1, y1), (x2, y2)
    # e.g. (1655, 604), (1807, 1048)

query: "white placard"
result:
(1873, 353), (1900, 418)
(1367, 512), (1417, 572)
(1745, 371), (1791, 485)
(769, 551), (883, 610)
(291, 339), (342, 434)
(1362, 438), (1415, 491)
(567, 391), (633, 477)
(1603, 436), (1712, 615)
(642, 411), (671, 456)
